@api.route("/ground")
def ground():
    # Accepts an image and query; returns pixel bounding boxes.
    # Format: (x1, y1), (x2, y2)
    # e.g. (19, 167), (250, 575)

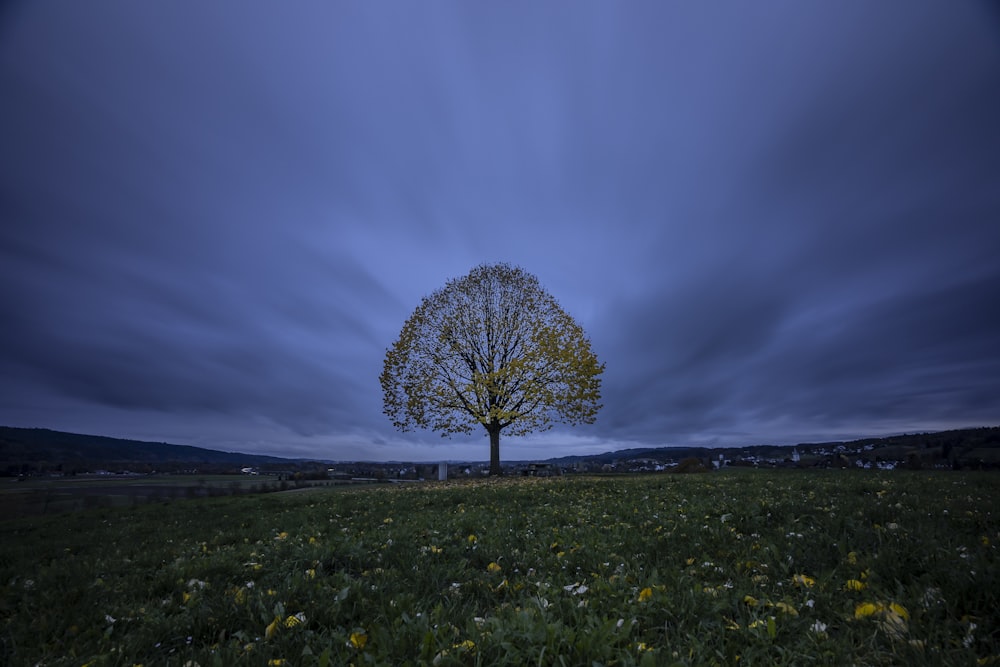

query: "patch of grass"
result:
(1, 471), (997, 665)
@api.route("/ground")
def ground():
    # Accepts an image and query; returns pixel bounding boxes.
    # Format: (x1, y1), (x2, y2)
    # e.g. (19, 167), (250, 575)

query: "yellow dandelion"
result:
(792, 574), (815, 588)
(487, 562), (502, 573)
(638, 587), (653, 603)
(309, 536), (317, 544)
(467, 534), (477, 544)
(275, 532), (289, 541)
(182, 591), (192, 604)
(685, 557), (696, 566)
(349, 631), (368, 650)
(845, 579), (867, 591)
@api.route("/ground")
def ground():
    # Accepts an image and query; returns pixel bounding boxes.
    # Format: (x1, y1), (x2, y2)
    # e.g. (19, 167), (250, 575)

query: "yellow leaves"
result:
(284, 612), (307, 628)
(487, 562), (502, 573)
(792, 574), (815, 588)
(349, 631), (368, 650)
(265, 617), (280, 640)
(638, 587), (653, 603)
(845, 579), (867, 591)
(267, 660), (286, 666)
(772, 601), (798, 616)
(847, 551), (858, 565)
(743, 595), (759, 607)
(854, 601), (910, 640)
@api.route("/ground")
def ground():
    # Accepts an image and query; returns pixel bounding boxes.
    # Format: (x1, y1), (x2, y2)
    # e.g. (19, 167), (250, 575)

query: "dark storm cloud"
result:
(1, 2), (998, 459)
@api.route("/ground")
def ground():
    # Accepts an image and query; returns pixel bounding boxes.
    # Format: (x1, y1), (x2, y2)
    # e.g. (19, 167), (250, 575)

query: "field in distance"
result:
(1, 470), (997, 666)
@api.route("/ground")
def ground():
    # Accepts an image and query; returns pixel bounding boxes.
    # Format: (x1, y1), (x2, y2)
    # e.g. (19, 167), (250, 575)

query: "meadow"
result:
(1, 470), (997, 666)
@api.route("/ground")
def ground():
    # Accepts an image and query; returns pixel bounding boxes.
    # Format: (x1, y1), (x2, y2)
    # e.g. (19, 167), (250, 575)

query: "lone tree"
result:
(381, 263), (604, 475)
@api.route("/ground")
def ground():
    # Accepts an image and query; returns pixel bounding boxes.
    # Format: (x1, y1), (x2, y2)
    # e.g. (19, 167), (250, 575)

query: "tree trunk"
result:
(488, 423), (502, 476)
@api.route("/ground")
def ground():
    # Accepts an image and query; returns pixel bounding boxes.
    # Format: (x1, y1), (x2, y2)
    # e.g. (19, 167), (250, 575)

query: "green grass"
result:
(1, 470), (997, 666)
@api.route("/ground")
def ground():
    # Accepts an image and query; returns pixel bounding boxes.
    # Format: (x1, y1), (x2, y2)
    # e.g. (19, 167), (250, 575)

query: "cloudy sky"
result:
(2, 2), (999, 462)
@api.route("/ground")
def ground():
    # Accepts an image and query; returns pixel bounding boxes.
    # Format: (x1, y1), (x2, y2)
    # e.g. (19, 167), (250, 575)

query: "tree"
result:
(381, 263), (604, 475)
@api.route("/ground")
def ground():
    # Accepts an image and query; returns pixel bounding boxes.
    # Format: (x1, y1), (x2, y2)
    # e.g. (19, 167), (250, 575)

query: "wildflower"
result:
(383, 517), (393, 524)
(792, 574), (815, 588)
(743, 595), (759, 607)
(487, 562), (502, 573)
(495, 578), (508, 592)
(430, 545), (443, 554)
(847, 551), (858, 565)
(305, 568), (316, 579)
(845, 579), (866, 591)
(268, 660), (286, 666)
(285, 612), (306, 628)
(309, 536), (317, 544)
(467, 534), (477, 544)
(454, 639), (476, 651)
(349, 631), (368, 649)
(810, 620), (828, 635)
(638, 587), (653, 603)
(275, 532), (289, 541)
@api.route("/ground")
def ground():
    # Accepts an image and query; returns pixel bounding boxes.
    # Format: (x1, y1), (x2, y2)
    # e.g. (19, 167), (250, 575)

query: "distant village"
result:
(240, 437), (971, 482)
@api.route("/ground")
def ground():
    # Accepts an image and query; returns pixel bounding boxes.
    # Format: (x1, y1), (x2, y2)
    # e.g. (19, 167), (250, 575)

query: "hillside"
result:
(564, 426), (1000, 469)
(1, 426), (291, 475)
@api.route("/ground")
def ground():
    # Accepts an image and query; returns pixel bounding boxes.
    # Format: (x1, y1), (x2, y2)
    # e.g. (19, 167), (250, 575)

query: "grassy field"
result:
(0, 475), (359, 518)
(1, 470), (997, 666)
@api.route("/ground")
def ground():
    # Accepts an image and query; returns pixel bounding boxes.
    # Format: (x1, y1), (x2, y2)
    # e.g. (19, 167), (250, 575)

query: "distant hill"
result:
(546, 426), (1000, 467)
(1, 426), (292, 475)
(4, 424), (998, 476)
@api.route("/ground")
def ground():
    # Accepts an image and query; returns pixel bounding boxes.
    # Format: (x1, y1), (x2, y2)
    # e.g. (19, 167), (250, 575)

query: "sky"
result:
(2, 2), (999, 462)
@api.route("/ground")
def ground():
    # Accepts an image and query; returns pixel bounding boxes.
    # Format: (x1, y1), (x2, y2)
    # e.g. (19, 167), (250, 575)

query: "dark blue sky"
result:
(2, 2), (999, 461)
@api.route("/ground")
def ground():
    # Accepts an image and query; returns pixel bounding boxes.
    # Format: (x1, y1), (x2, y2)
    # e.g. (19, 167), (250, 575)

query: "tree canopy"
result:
(381, 263), (604, 474)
